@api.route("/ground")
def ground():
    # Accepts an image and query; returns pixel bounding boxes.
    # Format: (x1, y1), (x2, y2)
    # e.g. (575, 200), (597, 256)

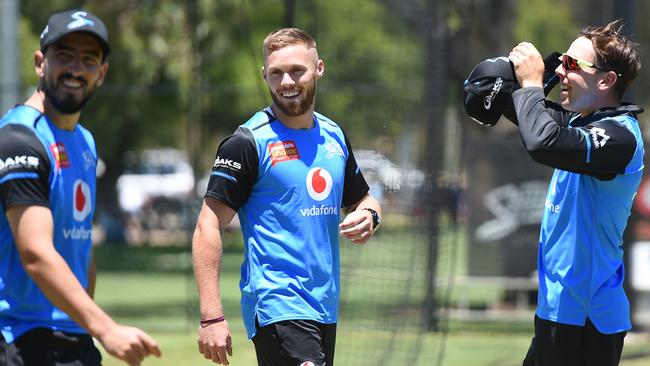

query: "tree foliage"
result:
(16, 0), (649, 201)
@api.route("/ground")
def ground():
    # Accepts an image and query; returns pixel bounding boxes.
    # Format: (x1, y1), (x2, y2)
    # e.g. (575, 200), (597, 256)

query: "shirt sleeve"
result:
(341, 132), (370, 207)
(0, 124), (51, 209)
(513, 87), (637, 180)
(204, 126), (259, 210)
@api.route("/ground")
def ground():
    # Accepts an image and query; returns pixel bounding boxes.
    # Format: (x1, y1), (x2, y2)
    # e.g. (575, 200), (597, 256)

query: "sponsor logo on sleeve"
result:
(213, 156), (242, 171)
(50, 142), (70, 168)
(0, 155), (39, 174)
(269, 140), (300, 165)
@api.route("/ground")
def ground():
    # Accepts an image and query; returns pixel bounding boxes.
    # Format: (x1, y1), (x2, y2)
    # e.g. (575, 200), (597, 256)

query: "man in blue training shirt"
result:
(0, 9), (160, 366)
(192, 28), (382, 366)
(508, 20), (643, 366)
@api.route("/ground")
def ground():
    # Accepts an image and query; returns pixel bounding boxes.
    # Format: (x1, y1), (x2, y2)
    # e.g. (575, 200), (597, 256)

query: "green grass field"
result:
(93, 225), (650, 365)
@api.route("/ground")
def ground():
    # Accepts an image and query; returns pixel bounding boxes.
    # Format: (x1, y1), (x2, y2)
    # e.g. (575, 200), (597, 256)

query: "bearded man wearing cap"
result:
(0, 9), (161, 366)
(505, 21), (643, 366)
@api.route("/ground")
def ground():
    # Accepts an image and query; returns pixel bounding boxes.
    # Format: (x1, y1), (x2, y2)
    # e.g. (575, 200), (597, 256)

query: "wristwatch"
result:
(363, 208), (381, 230)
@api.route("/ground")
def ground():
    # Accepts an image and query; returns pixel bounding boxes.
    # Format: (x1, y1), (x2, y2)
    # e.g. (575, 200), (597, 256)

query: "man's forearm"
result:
(192, 224), (225, 319)
(21, 246), (115, 337)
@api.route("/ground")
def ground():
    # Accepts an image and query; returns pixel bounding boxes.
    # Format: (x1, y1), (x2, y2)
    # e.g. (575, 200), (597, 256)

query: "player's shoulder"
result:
(74, 122), (97, 151)
(0, 123), (50, 171)
(314, 111), (342, 131)
(0, 105), (43, 130)
(590, 105), (643, 140)
(0, 106), (45, 149)
(241, 109), (275, 132)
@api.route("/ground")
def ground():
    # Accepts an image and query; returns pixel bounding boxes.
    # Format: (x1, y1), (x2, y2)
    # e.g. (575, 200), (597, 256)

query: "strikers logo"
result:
(73, 180), (92, 221)
(589, 127), (610, 149)
(306, 167), (332, 201)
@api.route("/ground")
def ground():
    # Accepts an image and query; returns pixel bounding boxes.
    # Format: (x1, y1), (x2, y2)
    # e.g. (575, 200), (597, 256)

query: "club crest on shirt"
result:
(325, 142), (344, 159)
(50, 142), (70, 168)
(83, 150), (95, 171)
(269, 140), (299, 165)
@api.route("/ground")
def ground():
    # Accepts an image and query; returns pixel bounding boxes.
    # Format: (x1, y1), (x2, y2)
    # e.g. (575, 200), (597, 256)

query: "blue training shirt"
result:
(0, 105), (97, 343)
(205, 108), (369, 338)
(512, 87), (644, 334)
(537, 113), (643, 333)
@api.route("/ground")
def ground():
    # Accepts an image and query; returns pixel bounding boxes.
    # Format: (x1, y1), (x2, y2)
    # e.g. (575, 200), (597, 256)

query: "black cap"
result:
(463, 56), (518, 126)
(40, 9), (110, 57)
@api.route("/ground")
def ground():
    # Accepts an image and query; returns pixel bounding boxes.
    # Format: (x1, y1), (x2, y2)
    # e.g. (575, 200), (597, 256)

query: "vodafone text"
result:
(300, 205), (338, 217)
(62, 227), (92, 240)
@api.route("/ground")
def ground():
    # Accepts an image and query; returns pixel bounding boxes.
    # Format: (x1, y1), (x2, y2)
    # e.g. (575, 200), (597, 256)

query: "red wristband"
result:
(200, 316), (225, 327)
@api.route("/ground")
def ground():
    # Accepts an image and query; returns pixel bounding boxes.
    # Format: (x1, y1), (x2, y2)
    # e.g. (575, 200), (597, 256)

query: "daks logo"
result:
(0, 155), (39, 173)
(213, 156), (242, 171)
(73, 180), (92, 221)
(306, 167), (332, 201)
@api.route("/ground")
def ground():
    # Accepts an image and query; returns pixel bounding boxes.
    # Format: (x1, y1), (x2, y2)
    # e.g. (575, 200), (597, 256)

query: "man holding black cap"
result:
(0, 9), (161, 366)
(506, 21), (643, 366)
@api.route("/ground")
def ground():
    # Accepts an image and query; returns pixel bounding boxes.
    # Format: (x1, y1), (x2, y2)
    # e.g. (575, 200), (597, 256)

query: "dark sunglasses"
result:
(560, 53), (622, 76)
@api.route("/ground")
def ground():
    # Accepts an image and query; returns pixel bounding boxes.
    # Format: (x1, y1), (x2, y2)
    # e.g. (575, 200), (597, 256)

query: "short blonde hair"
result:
(263, 28), (317, 60)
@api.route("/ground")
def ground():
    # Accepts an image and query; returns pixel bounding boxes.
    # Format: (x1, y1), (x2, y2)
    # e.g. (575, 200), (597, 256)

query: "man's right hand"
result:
(197, 320), (233, 364)
(97, 324), (162, 366)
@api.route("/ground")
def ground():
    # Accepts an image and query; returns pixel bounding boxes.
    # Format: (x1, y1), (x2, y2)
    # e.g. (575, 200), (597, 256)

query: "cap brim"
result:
(41, 30), (110, 58)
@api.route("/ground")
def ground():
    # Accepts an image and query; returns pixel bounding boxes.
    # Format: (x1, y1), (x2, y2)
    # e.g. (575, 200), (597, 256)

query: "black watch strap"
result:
(363, 208), (381, 229)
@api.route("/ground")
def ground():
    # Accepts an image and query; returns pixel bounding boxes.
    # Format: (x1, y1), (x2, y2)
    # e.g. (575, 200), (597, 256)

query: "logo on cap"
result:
(73, 180), (92, 221)
(67, 11), (94, 29)
(306, 167), (332, 201)
(40, 26), (49, 40)
(483, 77), (503, 110)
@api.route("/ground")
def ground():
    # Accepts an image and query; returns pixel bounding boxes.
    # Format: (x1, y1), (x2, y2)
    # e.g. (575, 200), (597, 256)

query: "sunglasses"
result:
(560, 53), (622, 76)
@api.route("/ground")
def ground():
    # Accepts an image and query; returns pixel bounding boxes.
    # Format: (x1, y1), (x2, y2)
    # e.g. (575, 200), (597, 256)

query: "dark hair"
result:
(580, 20), (641, 99)
(262, 28), (317, 60)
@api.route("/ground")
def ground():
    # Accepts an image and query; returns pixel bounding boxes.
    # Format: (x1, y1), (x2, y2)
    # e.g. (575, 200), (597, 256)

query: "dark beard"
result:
(269, 79), (317, 117)
(42, 74), (95, 114)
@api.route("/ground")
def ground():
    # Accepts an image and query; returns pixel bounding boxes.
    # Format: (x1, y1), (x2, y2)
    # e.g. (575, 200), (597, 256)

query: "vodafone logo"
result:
(306, 167), (332, 201)
(300, 362), (315, 366)
(73, 180), (92, 221)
